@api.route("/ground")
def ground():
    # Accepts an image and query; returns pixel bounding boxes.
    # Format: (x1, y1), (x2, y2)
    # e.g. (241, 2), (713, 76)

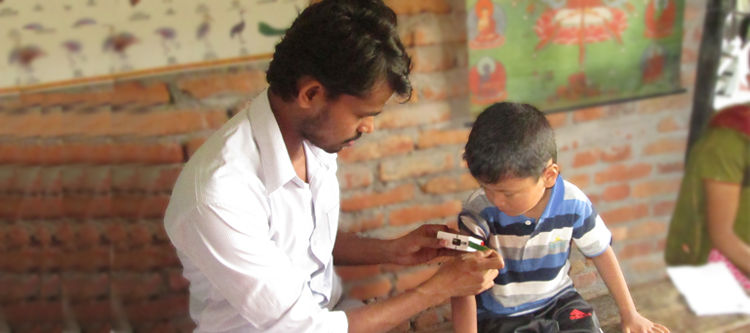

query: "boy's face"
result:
(480, 162), (559, 218)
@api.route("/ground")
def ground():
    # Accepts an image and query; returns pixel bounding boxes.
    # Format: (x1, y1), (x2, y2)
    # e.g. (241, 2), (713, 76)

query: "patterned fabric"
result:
(459, 175), (612, 318)
(708, 249), (750, 290)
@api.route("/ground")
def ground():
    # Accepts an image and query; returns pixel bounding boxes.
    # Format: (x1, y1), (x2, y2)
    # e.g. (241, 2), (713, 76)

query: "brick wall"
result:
(0, 0), (707, 332)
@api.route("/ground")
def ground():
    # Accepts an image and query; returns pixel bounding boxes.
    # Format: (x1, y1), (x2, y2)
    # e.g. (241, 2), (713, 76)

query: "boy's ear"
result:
(543, 163), (559, 188)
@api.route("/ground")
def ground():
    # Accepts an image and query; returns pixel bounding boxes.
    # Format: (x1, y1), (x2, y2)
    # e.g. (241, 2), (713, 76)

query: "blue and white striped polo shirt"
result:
(458, 174), (612, 318)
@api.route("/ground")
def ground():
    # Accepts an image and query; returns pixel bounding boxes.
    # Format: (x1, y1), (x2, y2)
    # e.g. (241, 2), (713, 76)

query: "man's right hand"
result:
(418, 250), (505, 300)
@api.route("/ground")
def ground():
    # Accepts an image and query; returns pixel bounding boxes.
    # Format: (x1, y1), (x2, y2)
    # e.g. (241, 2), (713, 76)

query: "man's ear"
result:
(296, 77), (326, 110)
(543, 162), (559, 188)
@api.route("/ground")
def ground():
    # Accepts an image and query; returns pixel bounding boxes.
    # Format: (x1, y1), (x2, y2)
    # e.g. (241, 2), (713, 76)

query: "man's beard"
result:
(300, 109), (360, 154)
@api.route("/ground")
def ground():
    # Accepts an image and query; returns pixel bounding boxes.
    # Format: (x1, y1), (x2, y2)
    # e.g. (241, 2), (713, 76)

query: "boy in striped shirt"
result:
(451, 103), (668, 333)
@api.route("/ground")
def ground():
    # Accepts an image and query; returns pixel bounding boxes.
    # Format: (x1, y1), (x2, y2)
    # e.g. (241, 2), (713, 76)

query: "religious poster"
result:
(0, 0), (308, 95)
(466, 0), (685, 114)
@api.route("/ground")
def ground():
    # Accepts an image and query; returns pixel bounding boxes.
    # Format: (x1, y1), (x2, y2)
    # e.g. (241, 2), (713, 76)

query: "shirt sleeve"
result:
(571, 197), (612, 258)
(167, 198), (348, 333)
(693, 128), (747, 184)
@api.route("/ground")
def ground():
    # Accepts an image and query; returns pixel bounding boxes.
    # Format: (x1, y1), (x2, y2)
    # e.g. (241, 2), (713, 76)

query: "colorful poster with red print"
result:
(467, 0), (685, 114)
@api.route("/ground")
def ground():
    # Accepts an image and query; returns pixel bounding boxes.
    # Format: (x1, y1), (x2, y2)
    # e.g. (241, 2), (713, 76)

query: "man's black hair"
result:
(266, 0), (412, 101)
(464, 102), (557, 184)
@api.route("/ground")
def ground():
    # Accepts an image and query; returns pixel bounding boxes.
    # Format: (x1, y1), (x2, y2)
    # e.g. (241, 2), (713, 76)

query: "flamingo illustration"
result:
(130, 0), (140, 6)
(8, 29), (45, 85)
(102, 25), (138, 71)
(73, 18), (97, 28)
(23, 22), (55, 34)
(62, 40), (86, 65)
(155, 27), (180, 53)
(230, 9), (246, 44)
(197, 12), (216, 60)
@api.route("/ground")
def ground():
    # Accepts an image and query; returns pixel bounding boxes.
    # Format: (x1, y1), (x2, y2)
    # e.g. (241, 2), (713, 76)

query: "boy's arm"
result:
(451, 296), (477, 333)
(591, 246), (669, 333)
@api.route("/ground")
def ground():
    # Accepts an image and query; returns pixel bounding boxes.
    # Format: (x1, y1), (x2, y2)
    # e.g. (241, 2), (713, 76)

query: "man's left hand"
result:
(388, 224), (462, 266)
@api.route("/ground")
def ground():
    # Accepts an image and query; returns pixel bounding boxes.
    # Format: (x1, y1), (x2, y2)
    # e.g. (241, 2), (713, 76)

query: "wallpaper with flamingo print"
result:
(466, 0), (685, 114)
(0, 0), (308, 93)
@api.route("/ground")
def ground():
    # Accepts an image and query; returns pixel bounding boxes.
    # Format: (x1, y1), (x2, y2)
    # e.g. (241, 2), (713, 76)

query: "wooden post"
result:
(686, 0), (732, 160)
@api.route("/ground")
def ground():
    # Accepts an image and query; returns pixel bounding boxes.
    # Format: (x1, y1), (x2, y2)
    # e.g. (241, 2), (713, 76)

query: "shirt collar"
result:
(247, 89), (336, 194)
(539, 174), (565, 220)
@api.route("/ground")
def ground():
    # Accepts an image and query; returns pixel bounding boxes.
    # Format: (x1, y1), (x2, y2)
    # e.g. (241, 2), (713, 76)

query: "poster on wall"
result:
(0, 0), (308, 94)
(466, 0), (685, 115)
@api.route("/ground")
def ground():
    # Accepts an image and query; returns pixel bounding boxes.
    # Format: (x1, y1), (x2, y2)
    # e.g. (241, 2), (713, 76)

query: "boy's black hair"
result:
(266, 0), (412, 102)
(464, 102), (557, 184)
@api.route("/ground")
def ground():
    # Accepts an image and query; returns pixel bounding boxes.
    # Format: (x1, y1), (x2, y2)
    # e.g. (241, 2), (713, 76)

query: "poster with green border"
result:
(466, 0), (685, 115)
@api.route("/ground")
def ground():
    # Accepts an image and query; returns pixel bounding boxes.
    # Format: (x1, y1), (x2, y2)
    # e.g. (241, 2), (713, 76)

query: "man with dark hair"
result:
(164, 1), (504, 332)
(452, 103), (667, 333)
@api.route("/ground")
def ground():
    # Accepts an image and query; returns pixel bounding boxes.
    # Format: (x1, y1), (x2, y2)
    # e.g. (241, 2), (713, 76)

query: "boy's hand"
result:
(388, 224), (463, 266)
(621, 313), (669, 333)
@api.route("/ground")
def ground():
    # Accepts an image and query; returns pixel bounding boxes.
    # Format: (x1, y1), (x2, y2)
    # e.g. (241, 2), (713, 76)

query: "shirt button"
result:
(525, 221), (532, 225)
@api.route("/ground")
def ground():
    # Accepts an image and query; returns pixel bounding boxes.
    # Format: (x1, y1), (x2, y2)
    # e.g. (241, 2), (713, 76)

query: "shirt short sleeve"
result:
(693, 128), (747, 184)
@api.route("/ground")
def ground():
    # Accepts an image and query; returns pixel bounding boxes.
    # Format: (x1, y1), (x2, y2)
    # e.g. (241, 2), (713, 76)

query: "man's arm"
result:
(591, 247), (669, 333)
(333, 224), (454, 266)
(704, 179), (750, 276)
(345, 250), (502, 333)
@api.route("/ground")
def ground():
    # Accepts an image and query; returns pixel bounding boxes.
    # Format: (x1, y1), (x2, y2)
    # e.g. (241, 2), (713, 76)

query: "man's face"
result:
(301, 81), (394, 154)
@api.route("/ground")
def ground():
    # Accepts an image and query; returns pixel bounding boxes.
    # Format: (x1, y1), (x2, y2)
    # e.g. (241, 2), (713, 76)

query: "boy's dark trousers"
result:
(477, 291), (602, 333)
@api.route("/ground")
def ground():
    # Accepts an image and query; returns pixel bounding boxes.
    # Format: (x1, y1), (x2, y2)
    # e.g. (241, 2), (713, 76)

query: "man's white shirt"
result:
(164, 89), (348, 333)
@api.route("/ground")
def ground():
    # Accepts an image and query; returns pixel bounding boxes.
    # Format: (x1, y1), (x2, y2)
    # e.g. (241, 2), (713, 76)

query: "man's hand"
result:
(621, 313), (669, 333)
(387, 224), (462, 266)
(418, 250), (505, 301)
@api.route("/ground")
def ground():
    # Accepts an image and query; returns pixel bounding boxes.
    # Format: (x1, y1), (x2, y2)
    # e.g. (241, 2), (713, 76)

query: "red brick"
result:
(339, 214), (385, 233)
(572, 271), (598, 289)
(375, 102), (451, 129)
(40, 274), (61, 299)
(618, 240), (654, 260)
(407, 43), (466, 73)
(129, 223), (155, 247)
(384, 0), (452, 15)
(611, 227), (628, 242)
(112, 110), (213, 137)
(572, 149), (600, 168)
(643, 138), (687, 155)
(7, 224), (31, 248)
(601, 184), (630, 202)
(601, 145), (632, 163)
(60, 109), (111, 137)
(111, 142), (184, 164)
(627, 220), (668, 240)
(422, 173), (477, 194)
(631, 178), (682, 198)
(389, 200), (462, 226)
(546, 112), (567, 129)
(153, 165), (183, 192)
(629, 256), (666, 274)
(417, 129), (469, 149)
(205, 109), (229, 129)
(341, 185), (414, 212)
(62, 274), (109, 302)
(379, 151), (454, 182)
(653, 200), (676, 216)
(167, 271), (190, 292)
(177, 70), (267, 99)
(112, 81), (171, 106)
(185, 136), (209, 159)
(657, 116), (685, 132)
(657, 161), (684, 174)
(410, 14), (467, 46)
(338, 164), (373, 190)
(566, 174), (590, 189)
(594, 163), (653, 184)
(600, 204), (649, 225)
(412, 70), (468, 101)
(4, 301), (63, 324)
(572, 107), (605, 122)
(395, 266), (440, 292)
(335, 265), (382, 282)
(111, 194), (170, 219)
(348, 277), (392, 301)
(338, 135), (414, 162)
(637, 94), (691, 114)
(123, 295), (189, 321)
(458, 173), (479, 190)
(76, 223), (103, 247)
(70, 300), (111, 323)
(62, 194), (111, 219)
